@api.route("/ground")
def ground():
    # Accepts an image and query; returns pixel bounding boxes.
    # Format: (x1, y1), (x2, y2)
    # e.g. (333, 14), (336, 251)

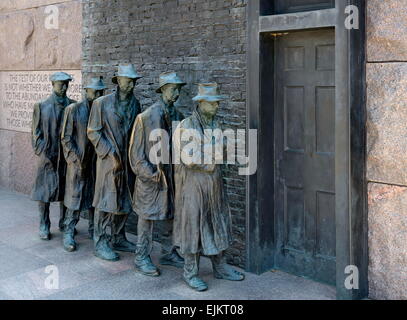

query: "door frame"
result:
(246, 0), (368, 300)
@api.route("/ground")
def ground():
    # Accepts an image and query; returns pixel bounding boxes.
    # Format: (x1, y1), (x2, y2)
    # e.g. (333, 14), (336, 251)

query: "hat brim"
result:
(112, 75), (142, 84)
(192, 95), (227, 102)
(156, 81), (186, 93)
(84, 86), (108, 90)
(51, 78), (73, 82)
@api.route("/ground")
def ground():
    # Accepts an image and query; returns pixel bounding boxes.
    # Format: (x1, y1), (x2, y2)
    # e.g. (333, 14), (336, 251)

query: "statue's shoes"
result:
(183, 276), (208, 292)
(112, 239), (137, 253)
(214, 265), (245, 281)
(63, 234), (77, 252)
(39, 232), (51, 241)
(159, 250), (184, 268)
(134, 256), (160, 277)
(94, 244), (120, 261)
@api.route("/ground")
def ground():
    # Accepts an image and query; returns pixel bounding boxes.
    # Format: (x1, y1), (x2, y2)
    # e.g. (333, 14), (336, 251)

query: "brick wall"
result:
(82, 0), (248, 267)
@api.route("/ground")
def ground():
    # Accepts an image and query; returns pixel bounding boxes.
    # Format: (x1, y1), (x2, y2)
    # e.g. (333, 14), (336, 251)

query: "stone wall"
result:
(366, 0), (407, 300)
(82, 0), (248, 267)
(0, 0), (82, 194)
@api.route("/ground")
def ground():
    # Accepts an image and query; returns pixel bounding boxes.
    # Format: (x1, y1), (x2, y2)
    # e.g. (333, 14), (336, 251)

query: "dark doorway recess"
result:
(247, 0), (368, 300)
(261, 0), (335, 15)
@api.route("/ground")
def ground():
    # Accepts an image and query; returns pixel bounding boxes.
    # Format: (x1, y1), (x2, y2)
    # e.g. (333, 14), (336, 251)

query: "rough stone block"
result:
(367, 63), (407, 186)
(10, 132), (36, 195)
(34, 1), (82, 70)
(0, 130), (13, 190)
(368, 183), (407, 300)
(0, 10), (35, 70)
(367, 0), (407, 61)
(0, 0), (69, 13)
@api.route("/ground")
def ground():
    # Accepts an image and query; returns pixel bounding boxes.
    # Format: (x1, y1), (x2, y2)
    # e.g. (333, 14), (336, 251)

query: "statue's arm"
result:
(31, 102), (45, 155)
(129, 115), (159, 180)
(61, 105), (80, 164)
(87, 100), (113, 159)
(173, 122), (216, 173)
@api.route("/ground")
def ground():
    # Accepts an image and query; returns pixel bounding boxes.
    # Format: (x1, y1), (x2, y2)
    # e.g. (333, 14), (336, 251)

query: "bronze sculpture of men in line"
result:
(129, 72), (186, 276)
(61, 77), (107, 252)
(31, 72), (76, 240)
(173, 83), (245, 291)
(87, 64), (141, 261)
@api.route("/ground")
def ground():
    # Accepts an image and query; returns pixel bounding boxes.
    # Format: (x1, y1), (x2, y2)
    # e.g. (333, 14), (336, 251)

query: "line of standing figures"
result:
(30, 64), (244, 292)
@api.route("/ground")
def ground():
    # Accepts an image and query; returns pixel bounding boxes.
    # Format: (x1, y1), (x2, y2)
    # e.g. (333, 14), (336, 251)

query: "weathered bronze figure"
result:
(61, 77), (107, 252)
(173, 83), (245, 291)
(87, 64), (141, 261)
(129, 72), (186, 276)
(31, 72), (76, 240)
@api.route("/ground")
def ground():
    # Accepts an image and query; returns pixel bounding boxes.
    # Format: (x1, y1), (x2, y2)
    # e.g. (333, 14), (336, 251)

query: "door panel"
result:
(274, 29), (336, 285)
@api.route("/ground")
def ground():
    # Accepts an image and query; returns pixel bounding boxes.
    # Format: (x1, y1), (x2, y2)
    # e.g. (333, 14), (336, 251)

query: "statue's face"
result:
(161, 83), (181, 104)
(199, 100), (219, 118)
(52, 81), (69, 97)
(86, 88), (104, 102)
(117, 76), (135, 95)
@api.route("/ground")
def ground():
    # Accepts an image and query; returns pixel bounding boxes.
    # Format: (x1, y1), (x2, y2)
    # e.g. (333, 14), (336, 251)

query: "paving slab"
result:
(0, 188), (336, 300)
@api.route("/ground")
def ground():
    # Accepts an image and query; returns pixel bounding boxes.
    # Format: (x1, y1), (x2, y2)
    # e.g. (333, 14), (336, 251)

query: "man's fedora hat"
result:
(50, 72), (73, 82)
(112, 64), (142, 84)
(192, 82), (227, 102)
(84, 76), (107, 90)
(156, 71), (186, 93)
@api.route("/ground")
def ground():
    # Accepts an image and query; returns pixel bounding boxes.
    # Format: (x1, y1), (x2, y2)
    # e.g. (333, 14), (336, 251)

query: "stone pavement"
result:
(0, 188), (336, 300)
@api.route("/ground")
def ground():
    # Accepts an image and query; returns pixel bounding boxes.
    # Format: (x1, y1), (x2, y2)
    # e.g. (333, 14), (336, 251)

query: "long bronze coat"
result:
(129, 99), (184, 220)
(31, 93), (76, 202)
(87, 92), (140, 214)
(173, 109), (233, 255)
(61, 99), (96, 211)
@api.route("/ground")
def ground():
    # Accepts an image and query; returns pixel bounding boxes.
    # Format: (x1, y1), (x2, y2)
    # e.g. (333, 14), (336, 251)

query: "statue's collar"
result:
(52, 92), (68, 106)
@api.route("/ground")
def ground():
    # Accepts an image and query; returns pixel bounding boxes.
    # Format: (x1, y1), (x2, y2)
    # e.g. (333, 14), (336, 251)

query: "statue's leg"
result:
(63, 209), (80, 252)
(158, 219), (184, 268)
(111, 214), (136, 252)
(93, 210), (119, 261)
(38, 201), (51, 240)
(210, 252), (245, 281)
(183, 253), (207, 291)
(88, 208), (95, 240)
(58, 202), (67, 232)
(134, 217), (160, 277)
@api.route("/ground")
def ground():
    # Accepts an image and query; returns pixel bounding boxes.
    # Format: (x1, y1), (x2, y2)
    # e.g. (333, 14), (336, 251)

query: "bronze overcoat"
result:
(129, 99), (184, 220)
(61, 99), (96, 211)
(31, 93), (76, 202)
(173, 109), (233, 255)
(87, 92), (140, 214)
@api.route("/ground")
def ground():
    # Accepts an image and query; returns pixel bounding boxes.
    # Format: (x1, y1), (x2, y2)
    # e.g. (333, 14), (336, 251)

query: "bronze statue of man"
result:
(31, 72), (76, 240)
(173, 83), (245, 291)
(87, 64), (141, 261)
(61, 77), (107, 252)
(129, 72), (186, 276)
